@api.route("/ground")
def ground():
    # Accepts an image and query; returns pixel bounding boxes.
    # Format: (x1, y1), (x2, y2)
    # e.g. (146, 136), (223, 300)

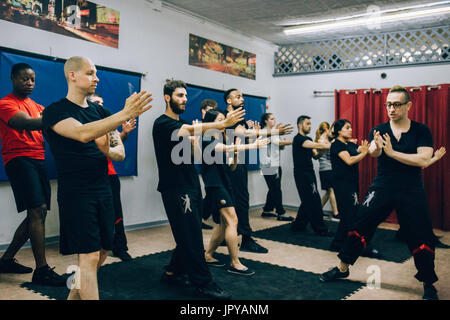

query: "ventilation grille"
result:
(274, 26), (450, 75)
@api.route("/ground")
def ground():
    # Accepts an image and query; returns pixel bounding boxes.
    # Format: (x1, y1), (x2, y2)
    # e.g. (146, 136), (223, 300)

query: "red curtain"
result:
(335, 84), (450, 231)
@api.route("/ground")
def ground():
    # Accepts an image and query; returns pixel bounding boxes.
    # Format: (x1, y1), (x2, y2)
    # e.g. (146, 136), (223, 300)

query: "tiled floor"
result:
(0, 208), (449, 300)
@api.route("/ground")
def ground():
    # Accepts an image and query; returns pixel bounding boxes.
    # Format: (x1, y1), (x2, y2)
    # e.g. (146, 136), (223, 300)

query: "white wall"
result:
(270, 64), (450, 209)
(0, 0), (448, 247)
(0, 0), (276, 247)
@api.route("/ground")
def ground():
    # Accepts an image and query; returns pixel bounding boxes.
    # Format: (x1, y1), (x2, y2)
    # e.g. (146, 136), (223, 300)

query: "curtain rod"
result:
(313, 90), (334, 94)
(315, 89), (382, 94)
(345, 89), (383, 94)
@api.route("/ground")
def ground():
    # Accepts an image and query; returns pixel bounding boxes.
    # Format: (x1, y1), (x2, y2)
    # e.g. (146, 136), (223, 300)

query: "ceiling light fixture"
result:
(283, 2), (450, 35)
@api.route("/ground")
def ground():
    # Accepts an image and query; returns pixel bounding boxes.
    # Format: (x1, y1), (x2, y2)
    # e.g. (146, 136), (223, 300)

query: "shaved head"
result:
(64, 56), (90, 81)
(64, 56), (99, 96)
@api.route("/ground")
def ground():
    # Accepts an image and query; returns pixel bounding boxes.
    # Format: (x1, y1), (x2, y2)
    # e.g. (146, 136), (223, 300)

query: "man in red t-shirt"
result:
(0, 63), (66, 286)
(88, 93), (135, 261)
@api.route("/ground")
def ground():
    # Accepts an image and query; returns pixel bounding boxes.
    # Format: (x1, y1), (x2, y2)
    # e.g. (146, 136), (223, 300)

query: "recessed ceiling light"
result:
(283, 2), (450, 35)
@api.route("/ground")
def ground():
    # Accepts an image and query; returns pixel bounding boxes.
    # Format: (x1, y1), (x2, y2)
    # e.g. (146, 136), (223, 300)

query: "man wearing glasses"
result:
(320, 85), (444, 300)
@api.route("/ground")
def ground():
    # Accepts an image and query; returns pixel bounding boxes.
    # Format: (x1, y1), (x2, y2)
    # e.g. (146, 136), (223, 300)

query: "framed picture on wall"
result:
(0, 0), (120, 48)
(189, 34), (256, 80)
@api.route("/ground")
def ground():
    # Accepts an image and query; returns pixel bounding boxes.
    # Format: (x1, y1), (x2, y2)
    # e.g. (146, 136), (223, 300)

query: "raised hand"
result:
(246, 120), (255, 128)
(224, 107), (246, 127)
(276, 123), (294, 135)
(254, 136), (271, 149)
(122, 118), (137, 134)
(434, 147), (446, 161)
(253, 121), (261, 131)
(123, 91), (153, 119)
(381, 133), (394, 157)
(373, 130), (383, 150)
(359, 139), (369, 154)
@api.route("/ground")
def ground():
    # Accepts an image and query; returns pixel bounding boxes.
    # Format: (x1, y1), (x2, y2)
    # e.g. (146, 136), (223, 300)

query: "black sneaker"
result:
(226, 265), (255, 276)
(240, 238), (268, 254)
(277, 214), (294, 221)
(202, 222), (213, 230)
(423, 283), (439, 300)
(0, 258), (33, 274)
(32, 266), (67, 287)
(331, 214), (341, 222)
(261, 211), (277, 218)
(196, 281), (232, 300)
(361, 248), (383, 259)
(113, 250), (132, 262)
(160, 272), (191, 287)
(434, 240), (450, 249)
(319, 267), (349, 282)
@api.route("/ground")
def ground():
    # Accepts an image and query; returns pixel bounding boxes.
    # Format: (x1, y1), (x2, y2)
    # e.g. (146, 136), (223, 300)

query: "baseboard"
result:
(0, 219), (170, 253)
(0, 204), (322, 252)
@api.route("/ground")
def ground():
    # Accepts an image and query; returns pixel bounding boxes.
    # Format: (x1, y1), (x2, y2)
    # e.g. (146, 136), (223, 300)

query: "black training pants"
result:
(229, 164), (252, 238)
(109, 174), (128, 253)
(292, 169), (328, 233)
(161, 190), (212, 287)
(338, 185), (438, 284)
(262, 166), (285, 215)
(330, 179), (360, 249)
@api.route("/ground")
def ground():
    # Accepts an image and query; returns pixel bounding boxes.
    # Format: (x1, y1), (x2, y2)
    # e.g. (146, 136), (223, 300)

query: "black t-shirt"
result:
(369, 120), (433, 188)
(226, 117), (248, 142)
(330, 139), (360, 183)
(224, 113), (249, 166)
(227, 118), (248, 131)
(42, 98), (112, 195)
(292, 133), (313, 171)
(200, 135), (233, 189)
(152, 114), (201, 194)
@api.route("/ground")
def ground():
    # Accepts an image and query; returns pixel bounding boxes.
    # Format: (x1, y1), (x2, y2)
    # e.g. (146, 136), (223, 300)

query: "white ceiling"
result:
(160, 0), (450, 44)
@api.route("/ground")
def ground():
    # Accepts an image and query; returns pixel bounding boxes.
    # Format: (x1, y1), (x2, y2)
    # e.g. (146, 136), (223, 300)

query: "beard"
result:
(170, 99), (186, 114)
(302, 125), (311, 134)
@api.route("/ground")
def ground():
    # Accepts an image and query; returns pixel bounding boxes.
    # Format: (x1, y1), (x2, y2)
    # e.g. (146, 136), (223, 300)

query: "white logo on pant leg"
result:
(311, 183), (317, 194)
(363, 191), (375, 207)
(353, 192), (359, 206)
(181, 194), (192, 214)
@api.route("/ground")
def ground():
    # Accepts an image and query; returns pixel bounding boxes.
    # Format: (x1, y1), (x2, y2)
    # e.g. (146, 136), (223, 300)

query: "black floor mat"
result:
(21, 250), (364, 300)
(253, 220), (411, 263)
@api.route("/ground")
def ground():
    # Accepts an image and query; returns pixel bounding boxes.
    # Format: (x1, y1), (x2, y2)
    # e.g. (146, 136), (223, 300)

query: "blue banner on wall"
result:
(183, 84), (267, 171)
(0, 49), (141, 181)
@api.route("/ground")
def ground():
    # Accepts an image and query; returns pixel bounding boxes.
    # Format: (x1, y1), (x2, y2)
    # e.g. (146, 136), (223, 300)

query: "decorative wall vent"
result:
(274, 26), (449, 76)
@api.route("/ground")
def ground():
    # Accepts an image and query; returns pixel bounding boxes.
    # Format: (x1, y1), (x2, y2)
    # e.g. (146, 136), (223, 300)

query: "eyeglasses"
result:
(384, 102), (407, 109)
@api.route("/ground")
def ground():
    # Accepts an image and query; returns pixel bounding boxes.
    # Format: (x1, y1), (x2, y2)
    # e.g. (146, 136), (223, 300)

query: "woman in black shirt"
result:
(329, 119), (369, 251)
(201, 110), (269, 276)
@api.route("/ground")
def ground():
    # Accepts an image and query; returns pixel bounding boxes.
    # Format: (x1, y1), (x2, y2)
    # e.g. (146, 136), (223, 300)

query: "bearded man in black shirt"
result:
(152, 80), (245, 300)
